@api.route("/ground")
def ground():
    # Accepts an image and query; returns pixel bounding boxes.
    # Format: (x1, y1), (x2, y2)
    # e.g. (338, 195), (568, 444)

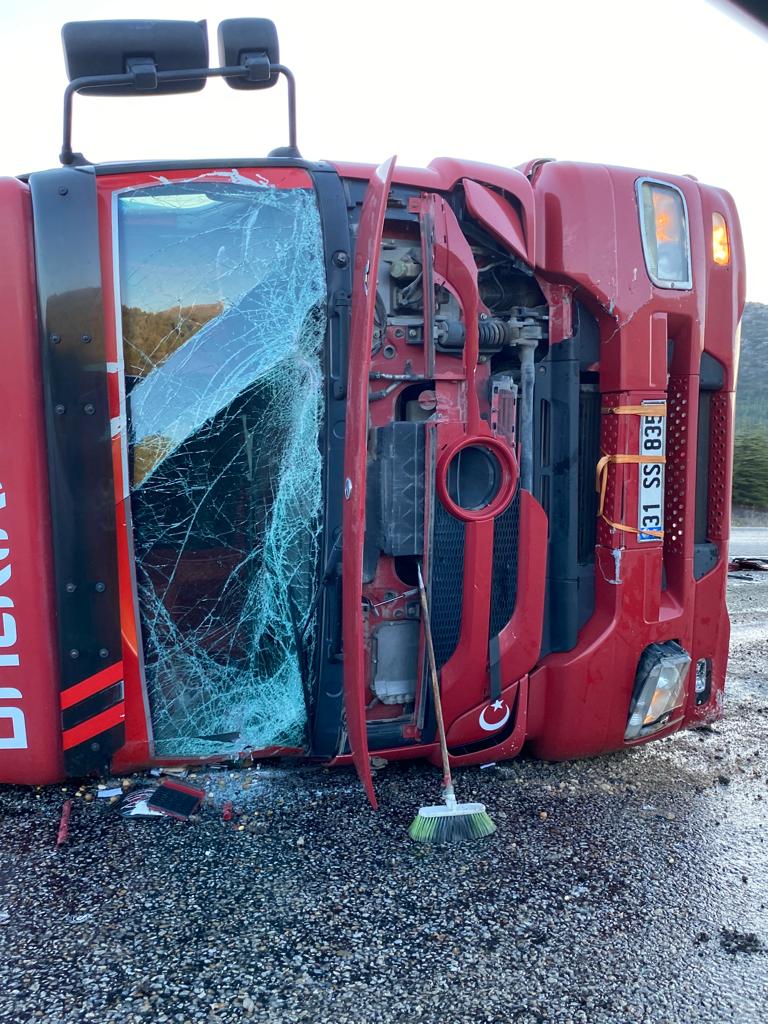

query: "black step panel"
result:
(29, 166), (124, 775)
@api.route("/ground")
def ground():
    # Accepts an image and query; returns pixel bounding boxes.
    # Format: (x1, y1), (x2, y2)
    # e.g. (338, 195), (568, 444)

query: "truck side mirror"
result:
(61, 19), (209, 95)
(217, 18), (280, 90)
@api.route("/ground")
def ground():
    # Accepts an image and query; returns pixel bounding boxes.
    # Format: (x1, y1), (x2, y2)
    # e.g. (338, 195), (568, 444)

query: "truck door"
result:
(342, 157), (396, 808)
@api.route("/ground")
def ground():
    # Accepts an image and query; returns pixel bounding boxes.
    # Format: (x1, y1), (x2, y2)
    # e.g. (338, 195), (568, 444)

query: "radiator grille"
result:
(577, 391), (601, 563)
(430, 501), (465, 667)
(597, 397), (620, 547)
(664, 376), (692, 556)
(707, 392), (730, 541)
(489, 489), (521, 636)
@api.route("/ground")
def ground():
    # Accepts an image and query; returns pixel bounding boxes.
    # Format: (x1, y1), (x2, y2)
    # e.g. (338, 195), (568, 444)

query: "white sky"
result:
(1, 0), (765, 301)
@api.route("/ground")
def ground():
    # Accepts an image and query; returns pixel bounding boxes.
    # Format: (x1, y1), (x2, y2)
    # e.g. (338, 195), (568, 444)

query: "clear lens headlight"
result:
(637, 180), (692, 289)
(625, 641), (691, 740)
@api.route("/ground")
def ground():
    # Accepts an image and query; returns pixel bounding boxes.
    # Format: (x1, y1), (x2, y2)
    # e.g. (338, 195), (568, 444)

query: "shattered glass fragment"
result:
(115, 176), (326, 757)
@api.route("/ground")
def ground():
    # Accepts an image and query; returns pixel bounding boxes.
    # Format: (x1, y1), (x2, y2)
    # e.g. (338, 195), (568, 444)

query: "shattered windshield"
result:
(116, 175), (326, 757)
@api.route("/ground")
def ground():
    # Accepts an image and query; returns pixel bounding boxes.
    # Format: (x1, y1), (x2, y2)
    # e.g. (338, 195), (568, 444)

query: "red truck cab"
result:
(0, 19), (745, 802)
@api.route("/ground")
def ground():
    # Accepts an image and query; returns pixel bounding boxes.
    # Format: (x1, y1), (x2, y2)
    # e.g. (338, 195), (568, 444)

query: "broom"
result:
(409, 563), (496, 844)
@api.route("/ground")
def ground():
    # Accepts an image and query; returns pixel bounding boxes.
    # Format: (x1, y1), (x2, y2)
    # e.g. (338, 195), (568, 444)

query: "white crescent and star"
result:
(478, 698), (510, 732)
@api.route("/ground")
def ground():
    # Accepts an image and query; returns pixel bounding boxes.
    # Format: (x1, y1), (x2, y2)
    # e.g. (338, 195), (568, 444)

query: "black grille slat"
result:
(577, 390), (601, 564)
(489, 489), (520, 636)
(430, 502), (465, 667)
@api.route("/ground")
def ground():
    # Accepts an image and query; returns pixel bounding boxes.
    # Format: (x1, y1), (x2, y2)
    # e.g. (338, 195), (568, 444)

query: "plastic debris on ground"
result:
(146, 780), (205, 820)
(728, 557), (768, 573)
(119, 789), (167, 819)
(56, 799), (73, 846)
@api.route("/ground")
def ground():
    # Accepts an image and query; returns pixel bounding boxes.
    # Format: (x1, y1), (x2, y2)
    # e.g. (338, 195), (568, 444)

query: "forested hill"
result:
(738, 302), (768, 430)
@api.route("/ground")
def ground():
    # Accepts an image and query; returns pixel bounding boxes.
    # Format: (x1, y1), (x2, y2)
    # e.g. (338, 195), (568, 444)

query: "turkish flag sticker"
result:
(478, 699), (511, 733)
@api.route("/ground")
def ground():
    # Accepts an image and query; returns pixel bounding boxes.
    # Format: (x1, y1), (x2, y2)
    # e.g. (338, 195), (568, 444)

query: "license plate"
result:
(637, 400), (666, 542)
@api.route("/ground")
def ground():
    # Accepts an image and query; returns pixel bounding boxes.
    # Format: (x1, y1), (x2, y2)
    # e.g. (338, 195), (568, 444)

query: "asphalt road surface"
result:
(730, 527), (768, 558)
(0, 578), (765, 1024)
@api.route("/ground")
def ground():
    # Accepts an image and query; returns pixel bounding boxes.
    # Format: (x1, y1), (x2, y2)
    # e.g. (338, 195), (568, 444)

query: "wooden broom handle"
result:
(417, 564), (452, 789)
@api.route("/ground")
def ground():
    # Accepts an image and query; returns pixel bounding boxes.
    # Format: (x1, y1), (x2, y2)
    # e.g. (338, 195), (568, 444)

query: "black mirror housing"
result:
(218, 18), (280, 90)
(61, 20), (209, 96)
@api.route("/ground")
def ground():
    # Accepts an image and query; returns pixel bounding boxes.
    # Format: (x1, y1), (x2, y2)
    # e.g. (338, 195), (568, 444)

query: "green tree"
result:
(732, 429), (768, 509)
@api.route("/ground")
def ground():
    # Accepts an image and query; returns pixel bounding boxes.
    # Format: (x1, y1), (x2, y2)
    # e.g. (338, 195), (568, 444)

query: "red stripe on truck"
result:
(60, 662), (123, 710)
(62, 703), (125, 751)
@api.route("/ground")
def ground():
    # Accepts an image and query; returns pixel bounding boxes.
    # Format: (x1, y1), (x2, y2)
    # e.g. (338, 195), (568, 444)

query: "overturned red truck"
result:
(0, 19), (745, 804)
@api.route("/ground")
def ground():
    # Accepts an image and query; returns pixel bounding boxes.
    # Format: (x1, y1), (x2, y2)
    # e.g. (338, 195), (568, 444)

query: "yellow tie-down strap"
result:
(601, 404), (668, 417)
(595, 453), (666, 539)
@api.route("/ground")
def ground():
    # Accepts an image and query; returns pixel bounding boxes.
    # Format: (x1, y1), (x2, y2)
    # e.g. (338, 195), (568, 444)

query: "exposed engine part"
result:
(390, 254), (421, 281)
(435, 307), (549, 354)
(372, 620), (419, 705)
(394, 276), (424, 311)
(398, 383), (437, 423)
(386, 247), (424, 310)
(509, 305), (549, 341)
(370, 588), (418, 612)
(369, 382), (398, 402)
(478, 317), (510, 348)
(370, 371), (423, 382)
(371, 291), (387, 356)
(490, 374), (517, 447)
(519, 342), (536, 492)
(417, 389), (437, 412)
(435, 318), (466, 350)
(477, 256), (543, 312)
(479, 306), (549, 348)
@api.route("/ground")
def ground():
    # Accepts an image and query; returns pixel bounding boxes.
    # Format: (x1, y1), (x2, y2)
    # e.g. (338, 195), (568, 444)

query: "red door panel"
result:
(462, 179), (531, 265)
(342, 156), (396, 808)
(0, 179), (64, 784)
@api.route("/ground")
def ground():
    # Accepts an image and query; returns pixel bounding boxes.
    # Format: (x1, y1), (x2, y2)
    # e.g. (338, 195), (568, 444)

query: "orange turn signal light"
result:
(712, 212), (730, 266)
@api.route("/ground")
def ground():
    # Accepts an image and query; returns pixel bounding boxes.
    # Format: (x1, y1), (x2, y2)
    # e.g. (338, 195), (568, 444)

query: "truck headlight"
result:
(711, 213), (730, 266)
(637, 179), (692, 289)
(625, 641), (691, 740)
(694, 657), (712, 705)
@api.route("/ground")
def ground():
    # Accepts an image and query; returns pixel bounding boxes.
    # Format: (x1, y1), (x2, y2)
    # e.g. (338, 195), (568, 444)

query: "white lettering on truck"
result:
(0, 483), (27, 749)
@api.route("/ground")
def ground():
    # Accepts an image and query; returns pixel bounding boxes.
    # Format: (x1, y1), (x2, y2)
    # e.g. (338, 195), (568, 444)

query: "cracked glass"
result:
(115, 174), (326, 757)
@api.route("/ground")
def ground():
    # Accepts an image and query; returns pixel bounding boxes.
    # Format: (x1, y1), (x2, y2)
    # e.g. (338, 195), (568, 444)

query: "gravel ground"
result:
(0, 579), (766, 1024)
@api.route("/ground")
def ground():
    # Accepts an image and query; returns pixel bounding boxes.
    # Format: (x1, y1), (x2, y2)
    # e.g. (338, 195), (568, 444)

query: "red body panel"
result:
(342, 157), (396, 808)
(333, 158), (536, 265)
(522, 163), (744, 759)
(0, 179), (64, 783)
(462, 179), (530, 265)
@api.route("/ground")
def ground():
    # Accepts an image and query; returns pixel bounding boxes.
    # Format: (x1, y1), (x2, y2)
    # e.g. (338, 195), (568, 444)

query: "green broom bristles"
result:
(411, 563), (497, 844)
(408, 807), (496, 844)
(408, 792), (496, 844)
